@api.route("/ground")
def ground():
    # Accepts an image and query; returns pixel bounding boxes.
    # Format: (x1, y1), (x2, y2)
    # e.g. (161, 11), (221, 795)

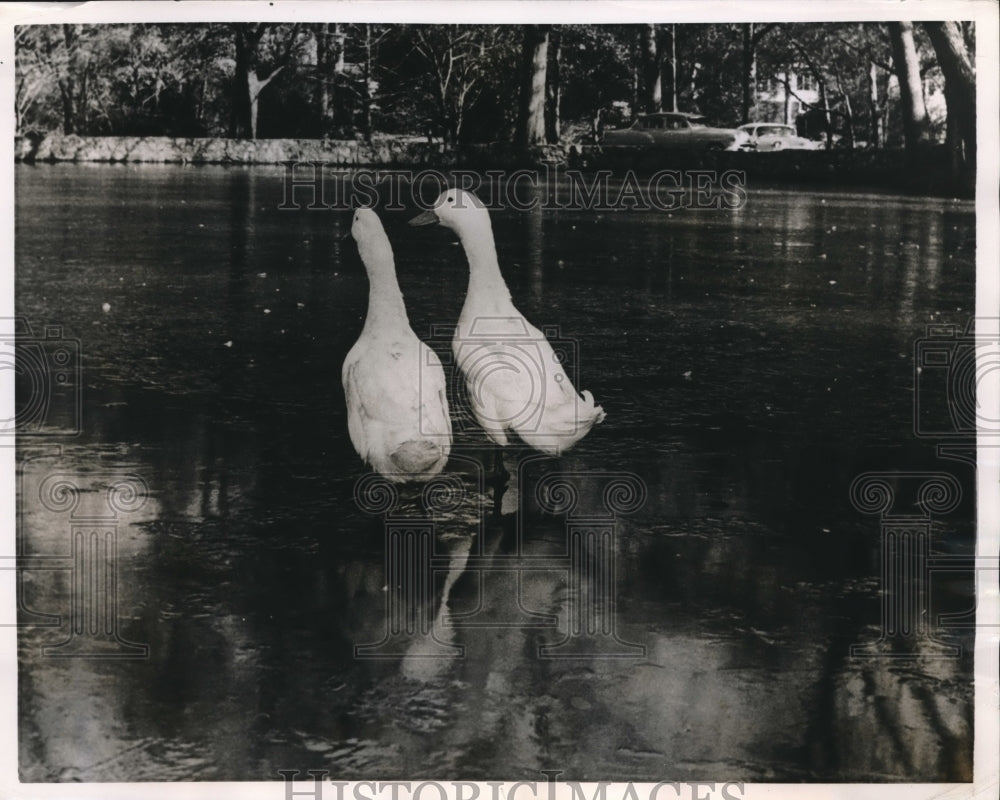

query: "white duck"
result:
(342, 208), (452, 482)
(409, 189), (605, 457)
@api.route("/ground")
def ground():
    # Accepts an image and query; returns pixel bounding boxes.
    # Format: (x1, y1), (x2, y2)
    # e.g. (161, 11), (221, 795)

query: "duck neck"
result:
(360, 244), (409, 333)
(457, 222), (513, 309)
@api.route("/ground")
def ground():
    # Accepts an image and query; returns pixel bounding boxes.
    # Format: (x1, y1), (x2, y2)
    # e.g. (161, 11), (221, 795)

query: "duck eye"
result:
(448, 196), (455, 204)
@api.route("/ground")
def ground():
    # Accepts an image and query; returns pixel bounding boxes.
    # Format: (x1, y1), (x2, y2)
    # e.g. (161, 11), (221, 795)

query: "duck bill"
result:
(408, 210), (439, 227)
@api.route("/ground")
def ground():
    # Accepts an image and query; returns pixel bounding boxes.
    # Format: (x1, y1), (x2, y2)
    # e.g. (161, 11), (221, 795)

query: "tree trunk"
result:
(741, 24), (756, 124)
(334, 23), (345, 72)
(842, 89), (855, 148)
(518, 25), (549, 149)
(58, 80), (77, 134)
(453, 100), (465, 144)
(888, 21), (930, 151)
(314, 23), (331, 136)
(230, 23), (297, 140)
(230, 27), (254, 138)
(545, 27), (561, 144)
(945, 109), (962, 179)
(629, 32), (639, 115)
(361, 24), (374, 142)
(332, 24), (346, 134)
(923, 21), (976, 176)
(77, 65), (89, 133)
(667, 24), (678, 112)
(819, 79), (833, 148)
(642, 24), (662, 113)
(196, 73), (207, 132)
(247, 71), (264, 140)
(57, 25), (80, 134)
(868, 61), (882, 147)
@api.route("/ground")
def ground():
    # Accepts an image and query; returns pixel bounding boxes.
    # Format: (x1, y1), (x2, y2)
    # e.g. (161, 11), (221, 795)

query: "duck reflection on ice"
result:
(353, 451), (647, 680)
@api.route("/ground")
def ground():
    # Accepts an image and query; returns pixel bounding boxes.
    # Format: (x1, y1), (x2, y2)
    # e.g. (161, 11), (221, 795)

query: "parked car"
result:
(601, 112), (749, 152)
(737, 123), (824, 151)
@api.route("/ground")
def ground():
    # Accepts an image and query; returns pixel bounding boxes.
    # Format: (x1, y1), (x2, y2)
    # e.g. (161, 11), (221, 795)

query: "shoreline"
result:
(14, 133), (551, 169)
(14, 134), (972, 198)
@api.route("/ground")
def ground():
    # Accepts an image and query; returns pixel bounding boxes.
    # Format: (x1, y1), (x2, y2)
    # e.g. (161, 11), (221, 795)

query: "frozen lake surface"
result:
(15, 164), (976, 781)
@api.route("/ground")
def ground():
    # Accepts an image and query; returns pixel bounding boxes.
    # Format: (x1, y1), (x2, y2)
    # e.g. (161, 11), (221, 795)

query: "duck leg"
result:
(489, 444), (510, 517)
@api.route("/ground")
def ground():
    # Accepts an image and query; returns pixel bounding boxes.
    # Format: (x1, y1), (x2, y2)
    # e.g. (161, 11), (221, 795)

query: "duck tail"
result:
(581, 390), (607, 426)
(520, 389), (606, 455)
(390, 439), (447, 476)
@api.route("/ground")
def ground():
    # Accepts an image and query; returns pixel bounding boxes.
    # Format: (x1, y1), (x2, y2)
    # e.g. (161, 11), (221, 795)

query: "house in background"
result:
(754, 68), (820, 127)
(754, 64), (948, 147)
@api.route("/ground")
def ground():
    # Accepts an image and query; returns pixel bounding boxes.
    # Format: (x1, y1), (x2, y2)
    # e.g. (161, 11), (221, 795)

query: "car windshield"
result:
(686, 117), (708, 127)
(760, 126), (794, 137)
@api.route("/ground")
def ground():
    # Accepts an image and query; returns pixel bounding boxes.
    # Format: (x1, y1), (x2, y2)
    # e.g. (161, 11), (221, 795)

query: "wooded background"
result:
(15, 22), (975, 166)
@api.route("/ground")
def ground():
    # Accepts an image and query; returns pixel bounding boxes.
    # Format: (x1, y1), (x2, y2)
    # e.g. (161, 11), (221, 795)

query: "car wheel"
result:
(772, 140), (784, 151)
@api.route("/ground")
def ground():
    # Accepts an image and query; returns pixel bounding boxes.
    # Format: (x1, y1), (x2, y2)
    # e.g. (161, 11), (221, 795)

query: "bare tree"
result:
(665, 24), (678, 112)
(15, 28), (50, 133)
(544, 27), (561, 144)
(922, 21), (976, 177)
(518, 25), (549, 148)
(230, 23), (301, 139)
(312, 23), (342, 136)
(641, 24), (662, 112)
(358, 24), (389, 141)
(21, 25), (98, 134)
(887, 22), (930, 151)
(740, 23), (776, 123)
(412, 26), (506, 144)
(867, 62), (884, 147)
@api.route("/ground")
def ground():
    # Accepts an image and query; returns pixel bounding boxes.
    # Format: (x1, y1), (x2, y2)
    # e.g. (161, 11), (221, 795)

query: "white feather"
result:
(342, 209), (452, 481)
(427, 190), (605, 455)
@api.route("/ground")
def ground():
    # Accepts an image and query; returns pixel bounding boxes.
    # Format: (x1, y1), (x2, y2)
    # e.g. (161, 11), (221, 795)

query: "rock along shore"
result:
(15, 133), (559, 168)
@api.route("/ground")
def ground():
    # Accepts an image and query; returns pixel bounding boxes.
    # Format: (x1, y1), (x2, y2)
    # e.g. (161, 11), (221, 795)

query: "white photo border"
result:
(1, 2), (996, 799)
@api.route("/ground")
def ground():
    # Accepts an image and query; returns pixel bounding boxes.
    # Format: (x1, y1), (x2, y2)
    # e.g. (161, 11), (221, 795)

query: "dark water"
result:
(15, 164), (977, 782)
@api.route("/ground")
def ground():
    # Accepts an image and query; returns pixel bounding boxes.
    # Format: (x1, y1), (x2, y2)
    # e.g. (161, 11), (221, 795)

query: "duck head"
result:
(350, 207), (394, 268)
(408, 189), (490, 233)
(350, 207), (384, 242)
